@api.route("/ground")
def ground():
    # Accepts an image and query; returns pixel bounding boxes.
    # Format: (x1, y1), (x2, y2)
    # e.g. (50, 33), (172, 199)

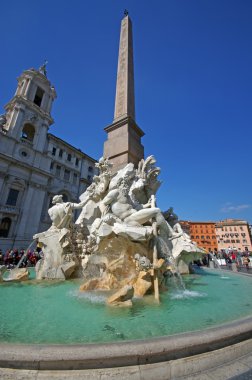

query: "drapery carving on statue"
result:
(75, 157), (112, 228)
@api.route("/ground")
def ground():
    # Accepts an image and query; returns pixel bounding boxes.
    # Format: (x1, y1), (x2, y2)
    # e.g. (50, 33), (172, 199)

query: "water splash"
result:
(68, 289), (107, 304)
(170, 289), (207, 300)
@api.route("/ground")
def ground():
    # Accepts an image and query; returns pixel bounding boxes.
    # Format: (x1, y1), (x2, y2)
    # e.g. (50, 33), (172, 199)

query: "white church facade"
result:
(0, 65), (97, 252)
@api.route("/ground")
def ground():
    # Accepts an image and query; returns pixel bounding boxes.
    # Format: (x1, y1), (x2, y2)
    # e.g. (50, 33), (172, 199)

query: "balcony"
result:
(0, 205), (20, 215)
(20, 137), (33, 146)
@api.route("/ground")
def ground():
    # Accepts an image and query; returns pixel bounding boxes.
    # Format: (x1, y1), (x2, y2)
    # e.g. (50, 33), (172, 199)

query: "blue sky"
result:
(1, 0), (251, 223)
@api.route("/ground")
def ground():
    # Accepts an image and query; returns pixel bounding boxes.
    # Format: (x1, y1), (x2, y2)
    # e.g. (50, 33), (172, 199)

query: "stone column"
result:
(24, 79), (31, 98)
(8, 107), (25, 137)
(15, 186), (45, 239)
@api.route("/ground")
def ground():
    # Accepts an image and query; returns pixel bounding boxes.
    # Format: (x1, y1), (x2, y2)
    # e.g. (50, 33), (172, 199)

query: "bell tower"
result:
(103, 12), (144, 173)
(2, 62), (57, 152)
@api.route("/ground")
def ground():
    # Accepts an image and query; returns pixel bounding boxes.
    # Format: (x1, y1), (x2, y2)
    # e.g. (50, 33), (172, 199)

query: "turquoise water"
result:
(0, 267), (252, 344)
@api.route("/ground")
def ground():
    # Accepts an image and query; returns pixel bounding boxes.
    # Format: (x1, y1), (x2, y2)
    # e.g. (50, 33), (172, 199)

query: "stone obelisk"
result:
(103, 12), (144, 173)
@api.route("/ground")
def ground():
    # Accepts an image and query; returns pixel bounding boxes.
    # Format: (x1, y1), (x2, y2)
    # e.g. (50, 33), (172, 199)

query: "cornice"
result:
(104, 116), (145, 137)
(47, 133), (97, 163)
(4, 96), (54, 125)
(0, 152), (53, 179)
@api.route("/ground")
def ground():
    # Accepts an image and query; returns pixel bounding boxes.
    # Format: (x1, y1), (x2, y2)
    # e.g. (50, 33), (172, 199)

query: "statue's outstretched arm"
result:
(102, 189), (119, 206)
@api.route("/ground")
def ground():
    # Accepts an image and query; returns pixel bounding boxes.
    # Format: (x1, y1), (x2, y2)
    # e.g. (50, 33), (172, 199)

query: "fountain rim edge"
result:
(0, 315), (251, 370)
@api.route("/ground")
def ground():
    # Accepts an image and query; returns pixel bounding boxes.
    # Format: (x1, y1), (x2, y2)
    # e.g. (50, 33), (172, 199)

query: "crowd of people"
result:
(201, 250), (251, 271)
(0, 248), (43, 269)
(0, 246), (251, 272)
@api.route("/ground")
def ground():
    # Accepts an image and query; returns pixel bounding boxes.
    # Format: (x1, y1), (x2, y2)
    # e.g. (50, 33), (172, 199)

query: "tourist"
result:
(236, 254), (243, 270)
(243, 255), (250, 271)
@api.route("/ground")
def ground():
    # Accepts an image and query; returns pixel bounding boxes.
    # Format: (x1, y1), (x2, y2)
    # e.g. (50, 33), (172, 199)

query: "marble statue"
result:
(48, 194), (86, 230)
(34, 196), (86, 279)
(39, 60), (48, 77)
(33, 155), (204, 302)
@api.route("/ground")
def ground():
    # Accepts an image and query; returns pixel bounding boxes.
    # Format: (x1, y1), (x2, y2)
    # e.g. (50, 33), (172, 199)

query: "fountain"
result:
(1, 157), (252, 378)
(30, 155), (204, 304)
(1, 10), (252, 376)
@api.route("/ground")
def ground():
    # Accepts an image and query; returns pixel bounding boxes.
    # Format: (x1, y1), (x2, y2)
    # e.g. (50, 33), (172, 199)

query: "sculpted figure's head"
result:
(52, 195), (63, 204)
(109, 163), (135, 190)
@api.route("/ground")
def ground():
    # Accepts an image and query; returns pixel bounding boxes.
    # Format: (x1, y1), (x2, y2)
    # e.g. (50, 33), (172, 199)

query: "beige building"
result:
(215, 219), (252, 252)
(0, 64), (97, 252)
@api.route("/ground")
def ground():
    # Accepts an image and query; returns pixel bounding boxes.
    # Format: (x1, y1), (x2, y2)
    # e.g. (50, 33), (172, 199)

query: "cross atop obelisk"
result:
(103, 12), (144, 173)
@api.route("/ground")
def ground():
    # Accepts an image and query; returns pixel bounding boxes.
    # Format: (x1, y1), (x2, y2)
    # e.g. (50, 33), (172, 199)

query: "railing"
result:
(20, 137), (33, 146)
(0, 205), (20, 214)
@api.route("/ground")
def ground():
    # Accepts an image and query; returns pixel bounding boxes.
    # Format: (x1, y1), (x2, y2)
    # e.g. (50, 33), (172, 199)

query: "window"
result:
(206, 236), (210, 239)
(21, 123), (35, 142)
(33, 87), (44, 107)
(191, 235), (194, 239)
(236, 240), (240, 243)
(50, 162), (54, 171)
(212, 236), (215, 239)
(21, 151), (27, 157)
(52, 147), (56, 156)
(56, 165), (61, 177)
(201, 235), (204, 239)
(75, 158), (79, 166)
(243, 239), (247, 244)
(73, 173), (77, 185)
(229, 227), (232, 231)
(67, 153), (72, 162)
(6, 189), (19, 206)
(87, 175), (92, 181)
(59, 149), (63, 158)
(196, 235), (199, 239)
(0, 217), (11, 238)
(64, 169), (70, 181)
(240, 226), (244, 231)
(88, 166), (93, 172)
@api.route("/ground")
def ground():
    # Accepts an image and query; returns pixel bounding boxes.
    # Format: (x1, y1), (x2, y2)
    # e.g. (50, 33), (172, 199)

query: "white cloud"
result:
(220, 203), (251, 213)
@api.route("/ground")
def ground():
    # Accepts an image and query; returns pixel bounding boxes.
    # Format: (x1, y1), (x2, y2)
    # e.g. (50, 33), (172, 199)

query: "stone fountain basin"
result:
(0, 316), (251, 371)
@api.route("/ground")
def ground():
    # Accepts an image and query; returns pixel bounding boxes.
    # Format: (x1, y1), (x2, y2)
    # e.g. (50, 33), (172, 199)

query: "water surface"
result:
(0, 267), (251, 344)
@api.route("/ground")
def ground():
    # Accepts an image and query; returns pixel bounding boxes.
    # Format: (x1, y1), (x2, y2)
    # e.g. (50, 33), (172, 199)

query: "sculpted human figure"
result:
(102, 164), (160, 227)
(75, 157), (112, 227)
(48, 195), (86, 230)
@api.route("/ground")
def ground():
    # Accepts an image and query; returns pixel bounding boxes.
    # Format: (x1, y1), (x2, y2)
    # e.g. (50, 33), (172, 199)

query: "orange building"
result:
(180, 221), (218, 252)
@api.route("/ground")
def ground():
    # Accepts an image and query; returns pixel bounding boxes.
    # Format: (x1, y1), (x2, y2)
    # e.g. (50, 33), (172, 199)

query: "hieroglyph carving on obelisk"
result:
(114, 15), (135, 121)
